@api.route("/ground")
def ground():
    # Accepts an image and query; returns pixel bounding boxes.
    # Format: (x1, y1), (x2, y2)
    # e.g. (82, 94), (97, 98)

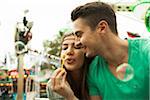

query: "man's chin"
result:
(86, 52), (95, 58)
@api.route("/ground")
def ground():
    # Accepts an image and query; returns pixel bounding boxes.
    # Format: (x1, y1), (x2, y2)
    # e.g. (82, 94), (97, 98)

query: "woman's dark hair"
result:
(61, 33), (93, 100)
(66, 57), (92, 100)
(71, 1), (118, 35)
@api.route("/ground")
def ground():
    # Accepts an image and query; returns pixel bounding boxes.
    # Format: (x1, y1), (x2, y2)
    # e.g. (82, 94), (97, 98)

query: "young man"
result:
(71, 1), (150, 100)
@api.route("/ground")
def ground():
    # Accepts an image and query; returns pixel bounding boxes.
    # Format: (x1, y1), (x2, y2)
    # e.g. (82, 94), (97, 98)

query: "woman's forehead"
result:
(63, 35), (75, 42)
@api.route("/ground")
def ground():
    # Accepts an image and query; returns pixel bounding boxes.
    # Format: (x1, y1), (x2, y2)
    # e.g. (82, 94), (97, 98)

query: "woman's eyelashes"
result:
(62, 43), (83, 51)
(62, 46), (68, 50)
(74, 45), (82, 49)
(62, 45), (82, 50)
(74, 42), (84, 49)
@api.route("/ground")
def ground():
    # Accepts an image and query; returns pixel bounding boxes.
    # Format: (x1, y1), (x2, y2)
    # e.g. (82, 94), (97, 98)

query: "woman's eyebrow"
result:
(64, 38), (75, 41)
(75, 42), (82, 46)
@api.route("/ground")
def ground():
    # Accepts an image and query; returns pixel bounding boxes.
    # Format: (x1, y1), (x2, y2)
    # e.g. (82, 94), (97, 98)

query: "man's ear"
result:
(96, 20), (108, 33)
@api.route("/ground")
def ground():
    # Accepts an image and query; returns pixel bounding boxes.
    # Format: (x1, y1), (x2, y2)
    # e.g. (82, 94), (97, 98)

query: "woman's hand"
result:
(50, 68), (76, 99)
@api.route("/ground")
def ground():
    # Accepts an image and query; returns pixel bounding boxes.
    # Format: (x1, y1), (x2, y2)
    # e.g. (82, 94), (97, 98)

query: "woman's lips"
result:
(66, 58), (75, 64)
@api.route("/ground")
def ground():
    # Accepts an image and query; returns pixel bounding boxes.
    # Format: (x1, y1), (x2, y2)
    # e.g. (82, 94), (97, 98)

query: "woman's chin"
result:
(65, 65), (75, 70)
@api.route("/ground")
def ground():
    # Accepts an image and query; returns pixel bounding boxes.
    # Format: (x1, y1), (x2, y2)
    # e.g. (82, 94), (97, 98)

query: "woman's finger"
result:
(54, 69), (66, 88)
(56, 68), (66, 79)
(62, 71), (67, 83)
(51, 68), (62, 78)
(51, 68), (62, 90)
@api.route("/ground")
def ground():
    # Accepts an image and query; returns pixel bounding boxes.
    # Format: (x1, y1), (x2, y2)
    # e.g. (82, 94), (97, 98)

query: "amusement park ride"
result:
(0, 0), (149, 100)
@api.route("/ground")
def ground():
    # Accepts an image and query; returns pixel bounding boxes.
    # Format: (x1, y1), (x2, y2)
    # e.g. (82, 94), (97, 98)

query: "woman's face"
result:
(61, 35), (85, 71)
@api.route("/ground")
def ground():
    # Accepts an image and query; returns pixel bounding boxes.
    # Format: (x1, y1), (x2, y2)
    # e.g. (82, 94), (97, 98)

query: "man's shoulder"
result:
(90, 56), (104, 65)
(128, 38), (150, 52)
(128, 38), (150, 46)
(87, 56), (106, 83)
(89, 55), (106, 72)
(128, 38), (150, 64)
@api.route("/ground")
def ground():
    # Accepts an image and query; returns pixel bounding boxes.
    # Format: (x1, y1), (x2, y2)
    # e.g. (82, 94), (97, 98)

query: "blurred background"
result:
(0, 0), (149, 56)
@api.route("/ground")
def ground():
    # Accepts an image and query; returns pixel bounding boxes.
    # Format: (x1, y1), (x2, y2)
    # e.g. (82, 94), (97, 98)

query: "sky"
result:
(0, 0), (97, 54)
(0, 0), (149, 55)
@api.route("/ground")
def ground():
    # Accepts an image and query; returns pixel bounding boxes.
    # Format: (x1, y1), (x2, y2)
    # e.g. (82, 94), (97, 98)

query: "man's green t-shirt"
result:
(87, 38), (150, 100)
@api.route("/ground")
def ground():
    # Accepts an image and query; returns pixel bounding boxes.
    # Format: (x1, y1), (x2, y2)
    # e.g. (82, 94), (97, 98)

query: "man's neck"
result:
(99, 35), (128, 66)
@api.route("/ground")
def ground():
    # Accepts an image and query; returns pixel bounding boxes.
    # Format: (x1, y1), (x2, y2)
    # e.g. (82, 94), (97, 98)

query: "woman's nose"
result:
(66, 47), (74, 55)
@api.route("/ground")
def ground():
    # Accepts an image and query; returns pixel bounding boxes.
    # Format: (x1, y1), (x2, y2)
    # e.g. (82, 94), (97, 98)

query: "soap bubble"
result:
(116, 63), (134, 82)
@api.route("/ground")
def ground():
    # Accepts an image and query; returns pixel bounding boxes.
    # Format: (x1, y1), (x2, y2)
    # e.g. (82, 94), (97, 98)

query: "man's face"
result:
(73, 18), (99, 57)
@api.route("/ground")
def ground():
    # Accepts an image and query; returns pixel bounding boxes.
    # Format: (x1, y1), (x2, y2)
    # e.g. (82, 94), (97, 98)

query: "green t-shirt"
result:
(87, 38), (150, 100)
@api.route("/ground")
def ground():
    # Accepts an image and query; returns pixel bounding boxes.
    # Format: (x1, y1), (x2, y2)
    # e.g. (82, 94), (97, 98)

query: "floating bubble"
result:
(116, 63), (134, 82)
(15, 41), (27, 54)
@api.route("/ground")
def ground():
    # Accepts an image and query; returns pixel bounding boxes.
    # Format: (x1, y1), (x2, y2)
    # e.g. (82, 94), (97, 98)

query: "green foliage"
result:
(43, 28), (71, 56)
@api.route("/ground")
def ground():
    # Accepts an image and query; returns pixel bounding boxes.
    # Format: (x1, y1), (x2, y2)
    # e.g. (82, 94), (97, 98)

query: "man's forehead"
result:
(73, 18), (87, 28)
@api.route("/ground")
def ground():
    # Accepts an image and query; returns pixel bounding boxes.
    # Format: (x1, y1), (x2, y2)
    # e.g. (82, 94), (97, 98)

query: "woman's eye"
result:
(74, 45), (83, 49)
(74, 42), (84, 49)
(74, 46), (80, 49)
(62, 47), (67, 50)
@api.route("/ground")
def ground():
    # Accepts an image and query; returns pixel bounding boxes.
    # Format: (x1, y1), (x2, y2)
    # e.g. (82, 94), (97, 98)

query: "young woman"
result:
(47, 33), (92, 100)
